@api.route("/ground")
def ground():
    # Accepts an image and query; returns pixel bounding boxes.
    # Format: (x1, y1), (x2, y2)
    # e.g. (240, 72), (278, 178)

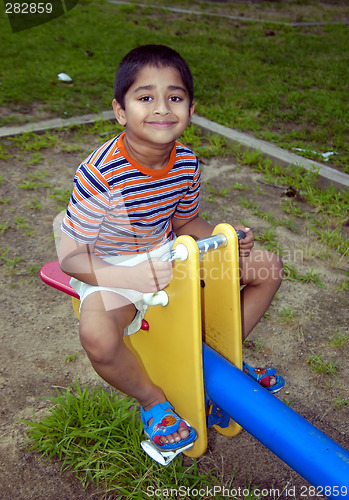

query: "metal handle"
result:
(196, 229), (246, 255)
(196, 234), (227, 254)
(160, 230), (246, 262)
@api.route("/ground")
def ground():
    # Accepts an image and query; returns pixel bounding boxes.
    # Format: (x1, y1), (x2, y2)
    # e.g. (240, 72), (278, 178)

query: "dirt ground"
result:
(0, 124), (348, 500)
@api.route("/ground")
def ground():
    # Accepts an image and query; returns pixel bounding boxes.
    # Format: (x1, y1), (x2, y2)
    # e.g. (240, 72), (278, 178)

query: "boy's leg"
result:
(79, 290), (189, 445)
(240, 248), (283, 341)
(239, 249), (283, 389)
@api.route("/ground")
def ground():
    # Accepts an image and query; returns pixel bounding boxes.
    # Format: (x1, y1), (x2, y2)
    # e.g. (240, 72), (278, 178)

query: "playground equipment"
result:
(40, 224), (349, 498)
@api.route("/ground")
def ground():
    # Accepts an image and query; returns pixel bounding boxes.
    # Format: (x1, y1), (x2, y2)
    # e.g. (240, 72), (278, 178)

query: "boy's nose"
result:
(153, 98), (171, 115)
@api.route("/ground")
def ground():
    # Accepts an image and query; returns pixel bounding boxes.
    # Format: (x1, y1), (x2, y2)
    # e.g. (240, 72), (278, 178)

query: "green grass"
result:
(228, 145), (349, 263)
(49, 188), (73, 211)
(277, 306), (295, 324)
(1, 0), (348, 172)
(0, 247), (24, 273)
(8, 130), (59, 151)
(334, 395), (349, 409)
(18, 171), (50, 190)
(22, 381), (259, 499)
(328, 331), (349, 349)
(137, 0), (349, 25)
(306, 353), (338, 375)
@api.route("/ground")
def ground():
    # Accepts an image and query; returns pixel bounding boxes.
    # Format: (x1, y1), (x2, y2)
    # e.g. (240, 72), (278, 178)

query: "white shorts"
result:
(70, 241), (174, 336)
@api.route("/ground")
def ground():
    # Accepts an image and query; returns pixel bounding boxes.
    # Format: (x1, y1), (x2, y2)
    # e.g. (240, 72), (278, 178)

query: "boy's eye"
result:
(138, 95), (184, 103)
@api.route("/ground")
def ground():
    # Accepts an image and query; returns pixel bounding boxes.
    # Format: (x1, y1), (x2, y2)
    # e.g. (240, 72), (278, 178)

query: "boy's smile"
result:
(112, 65), (194, 168)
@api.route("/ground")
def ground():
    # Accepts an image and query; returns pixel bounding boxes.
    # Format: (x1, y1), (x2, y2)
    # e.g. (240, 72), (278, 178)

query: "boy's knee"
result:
(266, 251), (283, 284)
(252, 250), (283, 284)
(79, 318), (122, 364)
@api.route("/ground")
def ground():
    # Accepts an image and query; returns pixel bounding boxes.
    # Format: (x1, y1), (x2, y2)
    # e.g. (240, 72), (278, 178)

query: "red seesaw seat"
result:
(40, 260), (79, 299)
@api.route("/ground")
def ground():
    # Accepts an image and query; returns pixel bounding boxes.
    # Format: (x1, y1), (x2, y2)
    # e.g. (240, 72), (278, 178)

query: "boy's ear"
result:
(112, 99), (127, 126)
(188, 101), (195, 123)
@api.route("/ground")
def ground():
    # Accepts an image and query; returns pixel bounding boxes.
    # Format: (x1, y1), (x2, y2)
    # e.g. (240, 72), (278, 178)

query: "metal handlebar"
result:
(160, 229), (246, 262)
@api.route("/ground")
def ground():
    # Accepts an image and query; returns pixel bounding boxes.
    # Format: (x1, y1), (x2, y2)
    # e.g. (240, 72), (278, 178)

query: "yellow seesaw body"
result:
(71, 223), (242, 457)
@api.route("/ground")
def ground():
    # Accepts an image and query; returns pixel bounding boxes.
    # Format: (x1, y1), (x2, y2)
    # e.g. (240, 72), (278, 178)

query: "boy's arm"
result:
(172, 215), (213, 240)
(172, 215), (254, 256)
(59, 231), (172, 293)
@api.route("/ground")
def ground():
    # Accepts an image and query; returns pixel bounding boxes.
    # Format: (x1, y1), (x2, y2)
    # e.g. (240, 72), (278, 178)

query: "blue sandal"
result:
(243, 361), (285, 393)
(140, 402), (197, 451)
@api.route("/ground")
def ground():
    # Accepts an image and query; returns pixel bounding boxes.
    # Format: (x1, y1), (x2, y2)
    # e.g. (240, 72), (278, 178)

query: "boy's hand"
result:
(235, 225), (254, 257)
(132, 258), (173, 293)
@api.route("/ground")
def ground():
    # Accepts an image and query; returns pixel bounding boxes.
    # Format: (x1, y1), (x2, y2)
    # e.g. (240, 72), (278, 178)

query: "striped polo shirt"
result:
(61, 132), (200, 257)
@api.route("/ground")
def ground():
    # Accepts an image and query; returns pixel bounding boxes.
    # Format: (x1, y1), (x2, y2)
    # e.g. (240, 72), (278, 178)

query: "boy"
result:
(59, 45), (284, 452)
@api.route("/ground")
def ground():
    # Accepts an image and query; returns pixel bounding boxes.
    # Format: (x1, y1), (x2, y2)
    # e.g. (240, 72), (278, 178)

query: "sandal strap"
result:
(141, 401), (197, 451)
(141, 402), (180, 438)
(243, 361), (276, 381)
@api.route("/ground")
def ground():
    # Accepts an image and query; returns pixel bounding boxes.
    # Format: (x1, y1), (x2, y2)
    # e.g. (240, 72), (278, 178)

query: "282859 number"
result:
(301, 485), (348, 497)
(5, 2), (53, 14)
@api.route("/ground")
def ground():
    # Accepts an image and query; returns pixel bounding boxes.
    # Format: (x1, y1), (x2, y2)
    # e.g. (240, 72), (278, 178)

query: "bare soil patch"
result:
(0, 127), (348, 499)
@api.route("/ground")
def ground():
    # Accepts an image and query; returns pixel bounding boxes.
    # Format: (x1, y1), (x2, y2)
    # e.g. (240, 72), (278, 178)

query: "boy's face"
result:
(113, 64), (194, 148)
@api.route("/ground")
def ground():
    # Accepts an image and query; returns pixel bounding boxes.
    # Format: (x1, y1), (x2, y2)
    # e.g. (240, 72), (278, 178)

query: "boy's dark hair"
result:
(114, 44), (194, 109)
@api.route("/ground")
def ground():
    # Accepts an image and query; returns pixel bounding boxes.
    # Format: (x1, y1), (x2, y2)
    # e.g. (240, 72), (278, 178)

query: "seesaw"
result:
(40, 223), (349, 498)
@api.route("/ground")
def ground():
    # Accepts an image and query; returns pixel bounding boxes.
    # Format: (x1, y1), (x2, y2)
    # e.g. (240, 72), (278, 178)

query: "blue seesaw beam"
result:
(203, 344), (349, 500)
